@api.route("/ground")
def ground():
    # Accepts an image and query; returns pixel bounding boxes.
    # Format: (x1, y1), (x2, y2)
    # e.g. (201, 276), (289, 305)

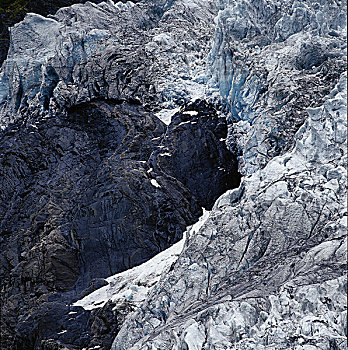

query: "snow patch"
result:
(114, 1), (135, 10)
(155, 107), (180, 125)
(190, 208), (210, 235)
(182, 110), (198, 116)
(72, 210), (210, 311)
(150, 179), (161, 188)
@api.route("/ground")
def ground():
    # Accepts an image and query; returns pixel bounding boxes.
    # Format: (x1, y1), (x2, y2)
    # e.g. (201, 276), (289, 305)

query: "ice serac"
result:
(0, 0), (112, 65)
(112, 1), (347, 349)
(0, 0), (346, 349)
(0, 0), (217, 128)
(207, 0), (347, 175)
(0, 1), (245, 348)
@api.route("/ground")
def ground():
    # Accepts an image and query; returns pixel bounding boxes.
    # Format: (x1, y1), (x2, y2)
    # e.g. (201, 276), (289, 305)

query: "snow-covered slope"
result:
(73, 210), (210, 311)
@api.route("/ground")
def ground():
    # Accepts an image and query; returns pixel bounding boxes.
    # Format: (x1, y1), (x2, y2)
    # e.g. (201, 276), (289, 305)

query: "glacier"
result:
(0, 0), (346, 349)
(112, 0), (347, 349)
(113, 71), (347, 350)
(0, 0), (217, 128)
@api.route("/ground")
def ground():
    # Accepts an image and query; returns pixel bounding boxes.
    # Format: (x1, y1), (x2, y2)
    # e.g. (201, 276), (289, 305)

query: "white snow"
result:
(182, 110), (198, 116)
(73, 239), (184, 311)
(190, 208), (210, 234)
(184, 322), (205, 350)
(114, 1), (135, 10)
(177, 121), (192, 127)
(155, 107), (180, 125)
(152, 33), (176, 47)
(73, 209), (210, 311)
(150, 179), (161, 188)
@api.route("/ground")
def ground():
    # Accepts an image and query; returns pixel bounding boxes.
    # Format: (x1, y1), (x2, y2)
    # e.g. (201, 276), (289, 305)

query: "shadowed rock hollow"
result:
(0, 98), (240, 349)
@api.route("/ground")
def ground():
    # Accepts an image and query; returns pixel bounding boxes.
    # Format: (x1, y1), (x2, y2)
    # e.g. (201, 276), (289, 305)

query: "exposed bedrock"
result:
(154, 99), (240, 210)
(0, 98), (240, 349)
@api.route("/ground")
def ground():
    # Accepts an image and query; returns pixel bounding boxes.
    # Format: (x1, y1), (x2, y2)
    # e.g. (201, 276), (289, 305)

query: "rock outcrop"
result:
(0, 96), (239, 348)
(0, 0), (346, 349)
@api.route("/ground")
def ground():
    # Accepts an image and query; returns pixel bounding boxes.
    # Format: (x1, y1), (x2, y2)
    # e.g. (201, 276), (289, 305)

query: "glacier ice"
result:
(110, 1), (347, 349)
(112, 67), (347, 350)
(0, 0), (346, 349)
(0, 0), (217, 129)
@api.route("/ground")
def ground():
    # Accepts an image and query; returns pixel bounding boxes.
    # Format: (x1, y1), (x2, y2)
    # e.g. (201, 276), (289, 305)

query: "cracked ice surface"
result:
(112, 71), (347, 349)
(206, 0), (347, 175)
(0, 0), (217, 128)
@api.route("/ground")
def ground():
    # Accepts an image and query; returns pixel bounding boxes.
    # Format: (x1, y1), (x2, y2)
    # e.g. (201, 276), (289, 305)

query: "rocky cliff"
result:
(0, 0), (346, 349)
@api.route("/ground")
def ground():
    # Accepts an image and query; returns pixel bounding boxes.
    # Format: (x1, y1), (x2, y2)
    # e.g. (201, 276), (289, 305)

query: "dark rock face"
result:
(0, 99), (240, 349)
(15, 300), (130, 350)
(156, 100), (240, 210)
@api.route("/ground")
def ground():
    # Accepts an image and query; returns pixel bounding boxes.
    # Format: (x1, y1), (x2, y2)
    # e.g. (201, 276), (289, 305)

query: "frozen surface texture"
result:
(113, 72), (347, 350)
(0, 0), (217, 127)
(0, 0), (346, 349)
(207, 0), (347, 175)
(111, 0), (347, 349)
